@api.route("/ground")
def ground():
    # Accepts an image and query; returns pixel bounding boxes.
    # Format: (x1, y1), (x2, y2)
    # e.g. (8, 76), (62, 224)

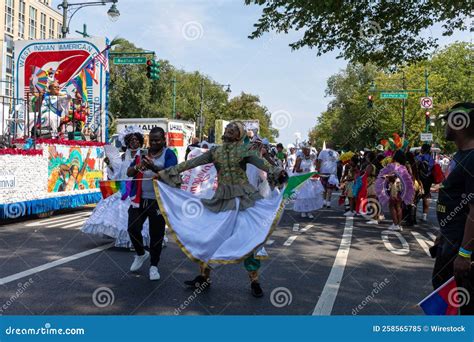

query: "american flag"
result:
(94, 49), (109, 70)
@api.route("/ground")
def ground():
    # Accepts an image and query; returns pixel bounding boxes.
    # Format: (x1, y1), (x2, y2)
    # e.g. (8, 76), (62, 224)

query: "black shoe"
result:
(251, 281), (264, 298)
(184, 275), (211, 289)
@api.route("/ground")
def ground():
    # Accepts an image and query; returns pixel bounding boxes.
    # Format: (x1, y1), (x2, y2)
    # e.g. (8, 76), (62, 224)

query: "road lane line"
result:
(43, 218), (88, 228)
(62, 220), (87, 229)
(381, 230), (410, 255)
(313, 216), (353, 315)
(0, 243), (113, 286)
(25, 212), (91, 227)
(283, 236), (298, 246)
(301, 224), (314, 232)
(411, 231), (435, 257)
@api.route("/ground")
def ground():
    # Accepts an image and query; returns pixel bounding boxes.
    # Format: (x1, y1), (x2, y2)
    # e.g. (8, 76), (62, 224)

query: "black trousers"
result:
(432, 237), (474, 314)
(127, 199), (166, 266)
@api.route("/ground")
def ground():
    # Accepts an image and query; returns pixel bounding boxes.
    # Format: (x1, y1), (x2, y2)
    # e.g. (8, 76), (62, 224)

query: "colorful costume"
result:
(155, 121), (286, 294)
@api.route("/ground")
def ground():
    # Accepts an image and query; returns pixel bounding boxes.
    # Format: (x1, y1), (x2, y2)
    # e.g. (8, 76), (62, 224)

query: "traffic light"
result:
(367, 95), (374, 108)
(146, 59), (160, 80)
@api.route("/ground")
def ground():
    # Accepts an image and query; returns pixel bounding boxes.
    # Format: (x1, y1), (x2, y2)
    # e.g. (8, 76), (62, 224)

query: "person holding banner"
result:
(155, 121), (288, 297)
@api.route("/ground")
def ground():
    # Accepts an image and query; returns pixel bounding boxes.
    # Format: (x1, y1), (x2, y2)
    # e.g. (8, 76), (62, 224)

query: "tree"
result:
(245, 0), (472, 67)
(308, 42), (473, 151)
(108, 38), (279, 140)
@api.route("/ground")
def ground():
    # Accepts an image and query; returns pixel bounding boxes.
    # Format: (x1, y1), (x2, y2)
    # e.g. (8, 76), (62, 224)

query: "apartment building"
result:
(0, 0), (63, 98)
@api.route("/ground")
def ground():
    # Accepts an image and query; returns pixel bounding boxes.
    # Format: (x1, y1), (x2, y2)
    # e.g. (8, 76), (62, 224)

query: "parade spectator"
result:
(432, 102), (474, 314)
(416, 143), (435, 222)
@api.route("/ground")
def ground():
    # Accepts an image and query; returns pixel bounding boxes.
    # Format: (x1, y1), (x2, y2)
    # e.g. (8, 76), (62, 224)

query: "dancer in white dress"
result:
(293, 143), (324, 218)
(286, 146), (297, 176)
(81, 126), (150, 248)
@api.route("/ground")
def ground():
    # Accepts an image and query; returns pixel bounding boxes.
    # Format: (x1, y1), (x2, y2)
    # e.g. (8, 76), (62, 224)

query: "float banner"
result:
(47, 145), (105, 192)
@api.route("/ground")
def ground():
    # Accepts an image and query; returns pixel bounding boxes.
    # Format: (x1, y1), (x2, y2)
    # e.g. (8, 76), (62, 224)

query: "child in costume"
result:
(341, 155), (360, 217)
(155, 121), (287, 297)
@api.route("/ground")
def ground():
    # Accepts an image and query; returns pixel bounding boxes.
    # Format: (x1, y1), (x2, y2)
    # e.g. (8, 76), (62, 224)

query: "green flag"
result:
(283, 172), (318, 199)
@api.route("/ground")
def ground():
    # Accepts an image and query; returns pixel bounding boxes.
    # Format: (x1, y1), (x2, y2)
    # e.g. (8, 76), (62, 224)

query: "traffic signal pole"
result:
(172, 77), (177, 119)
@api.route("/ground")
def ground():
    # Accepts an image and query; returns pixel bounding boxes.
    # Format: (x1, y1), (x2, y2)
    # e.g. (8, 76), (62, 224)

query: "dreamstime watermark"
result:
(270, 287), (293, 308)
(181, 198), (204, 219)
(3, 202), (26, 219)
(360, 198), (382, 220)
(352, 278), (390, 315)
(92, 287), (115, 308)
(447, 109), (471, 131)
(359, 20), (382, 40)
(174, 280), (210, 315)
(439, 193), (474, 227)
(182, 21), (204, 41)
(448, 286), (470, 308)
(350, 106), (384, 140)
(271, 110), (293, 130)
(4, 323), (85, 336)
(0, 278), (34, 315)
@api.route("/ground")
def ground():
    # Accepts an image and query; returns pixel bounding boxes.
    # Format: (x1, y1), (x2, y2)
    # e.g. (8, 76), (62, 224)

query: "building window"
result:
(40, 13), (46, 39)
(49, 18), (55, 38)
(6, 55), (13, 75)
(18, 0), (25, 38)
(5, 75), (13, 97)
(57, 22), (63, 38)
(5, 0), (14, 34)
(28, 6), (37, 39)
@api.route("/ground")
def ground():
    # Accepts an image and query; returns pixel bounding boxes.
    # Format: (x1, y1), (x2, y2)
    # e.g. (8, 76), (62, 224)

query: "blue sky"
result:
(53, 0), (472, 146)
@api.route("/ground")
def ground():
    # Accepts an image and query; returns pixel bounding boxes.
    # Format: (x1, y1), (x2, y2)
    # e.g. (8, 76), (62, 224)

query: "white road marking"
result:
(25, 212), (91, 227)
(313, 216), (353, 315)
(283, 236), (298, 246)
(411, 231), (435, 257)
(301, 224), (314, 232)
(266, 240), (275, 245)
(62, 220), (87, 229)
(381, 230), (410, 255)
(44, 218), (87, 228)
(0, 243), (113, 286)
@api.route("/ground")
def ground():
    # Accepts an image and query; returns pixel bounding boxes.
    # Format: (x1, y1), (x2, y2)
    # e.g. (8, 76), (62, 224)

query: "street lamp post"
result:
(198, 79), (231, 141)
(58, 0), (120, 38)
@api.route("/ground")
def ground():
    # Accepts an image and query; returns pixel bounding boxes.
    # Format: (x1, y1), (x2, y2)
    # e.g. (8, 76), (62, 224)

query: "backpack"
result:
(418, 159), (432, 181)
(431, 163), (444, 184)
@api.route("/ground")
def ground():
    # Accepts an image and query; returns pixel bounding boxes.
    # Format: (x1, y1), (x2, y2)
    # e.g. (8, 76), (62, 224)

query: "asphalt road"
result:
(0, 194), (440, 315)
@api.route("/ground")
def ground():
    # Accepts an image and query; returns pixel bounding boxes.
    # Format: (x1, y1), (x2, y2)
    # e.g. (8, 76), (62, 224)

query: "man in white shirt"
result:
(317, 143), (340, 208)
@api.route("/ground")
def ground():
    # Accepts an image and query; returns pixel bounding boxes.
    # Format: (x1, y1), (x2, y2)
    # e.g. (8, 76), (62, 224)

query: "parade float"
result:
(0, 37), (109, 219)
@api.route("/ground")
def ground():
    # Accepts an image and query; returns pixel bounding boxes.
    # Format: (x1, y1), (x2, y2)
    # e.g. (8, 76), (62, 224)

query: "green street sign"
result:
(113, 57), (147, 65)
(380, 92), (408, 99)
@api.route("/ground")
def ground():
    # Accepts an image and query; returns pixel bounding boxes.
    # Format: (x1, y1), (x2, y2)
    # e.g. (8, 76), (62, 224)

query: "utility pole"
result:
(402, 71), (406, 138)
(172, 76), (177, 119)
(199, 79), (204, 141)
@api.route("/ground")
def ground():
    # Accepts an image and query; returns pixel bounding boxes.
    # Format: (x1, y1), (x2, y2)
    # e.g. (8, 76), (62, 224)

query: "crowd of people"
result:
(79, 102), (474, 314)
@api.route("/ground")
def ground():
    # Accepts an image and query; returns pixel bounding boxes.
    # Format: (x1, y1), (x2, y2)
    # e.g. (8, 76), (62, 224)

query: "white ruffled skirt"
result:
(293, 178), (324, 212)
(81, 192), (150, 248)
(154, 181), (284, 264)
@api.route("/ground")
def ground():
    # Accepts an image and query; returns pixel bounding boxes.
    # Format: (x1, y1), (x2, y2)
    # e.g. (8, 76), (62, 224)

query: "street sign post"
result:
(380, 92), (408, 99)
(113, 57), (147, 65)
(420, 97), (433, 109)
(420, 133), (433, 142)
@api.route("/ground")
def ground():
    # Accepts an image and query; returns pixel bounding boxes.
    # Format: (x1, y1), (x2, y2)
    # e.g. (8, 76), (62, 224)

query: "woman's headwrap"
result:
(228, 121), (246, 142)
(118, 125), (144, 147)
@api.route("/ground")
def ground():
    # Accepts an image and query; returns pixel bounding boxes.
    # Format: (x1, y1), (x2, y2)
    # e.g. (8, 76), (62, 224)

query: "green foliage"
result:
(108, 38), (278, 140)
(245, 0), (472, 67)
(309, 42), (473, 151)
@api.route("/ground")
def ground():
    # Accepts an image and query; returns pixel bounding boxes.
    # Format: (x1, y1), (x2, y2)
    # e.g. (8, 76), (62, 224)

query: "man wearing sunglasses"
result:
(433, 102), (474, 314)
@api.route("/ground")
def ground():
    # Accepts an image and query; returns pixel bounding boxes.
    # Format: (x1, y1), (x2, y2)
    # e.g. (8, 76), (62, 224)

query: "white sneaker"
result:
(388, 224), (401, 231)
(307, 213), (314, 219)
(301, 212), (307, 218)
(367, 220), (379, 225)
(379, 214), (385, 220)
(397, 225), (403, 232)
(149, 266), (160, 281)
(130, 251), (150, 272)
